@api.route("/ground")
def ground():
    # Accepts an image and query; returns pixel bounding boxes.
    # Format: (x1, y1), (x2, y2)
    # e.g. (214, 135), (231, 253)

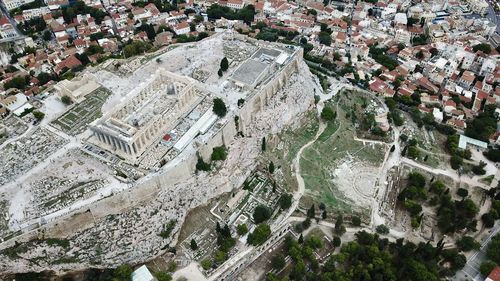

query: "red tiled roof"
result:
(476, 90), (489, 100)
(175, 21), (189, 30)
(0, 17), (10, 26)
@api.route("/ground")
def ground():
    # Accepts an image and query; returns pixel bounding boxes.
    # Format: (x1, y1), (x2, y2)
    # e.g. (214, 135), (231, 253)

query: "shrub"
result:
(61, 95), (72, 105)
(278, 193), (292, 209)
(480, 260), (497, 276)
(236, 224), (248, 236)
(321, 106), (336, 121)
(352, 216), (361, 226)
(247, 224), (271, 245)
(376, 224), (389, 234)
(253, 205), (271, 223)
(32, 110), (45, 120)
(220, 57), (229, 71)
(196, 156), (211, 171)
(213, 98), (227, 117)
(211, 146), (227, 161)
(271, 254), (286, 270)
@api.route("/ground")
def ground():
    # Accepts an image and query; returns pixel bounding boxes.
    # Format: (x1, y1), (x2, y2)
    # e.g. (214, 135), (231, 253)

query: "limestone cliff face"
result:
(0, 41), (321, 274)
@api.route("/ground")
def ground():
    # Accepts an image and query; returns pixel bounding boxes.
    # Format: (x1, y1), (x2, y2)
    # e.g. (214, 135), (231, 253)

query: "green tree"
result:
(212, 98), (227, 117)
(271, 253), (286, 270)
(472, 161), (487, 175)
(268, 161), (275, 173)
(217, 68), (223, 77)
(318, 31), (331, 46)
(196, 156), (211, 171)
(253, 205), (271, 223)
(167, 261), (176, 272)
(307, 204), (315, 218)
(450, 155), (463, 170)
(36, 72), (53, 85)
(236, 224), (248, 236)
(201, 259), (211, 270)
(190, 239), (198, 250)
(290, 260), (306, 280)
(211, 146), (227, 161)
(407, 145), (420, 159)
(486, 234), (500, 264)
(334, 214), (346, 236)
(352, 216), (361, 226)
(333, 236), (341, 247)
(430, 180), (446, 194)
(4, 76), (28, 90)
(321, 106), (336, 121)
(220, 57), (229, 71)
(472, 43), (492, 54)
(302, 217), (311, 229)
(376, 224), (389, 234)
(482, 212), (496, 228)
(43, 30), (52, 41)
(457, 188), (469, 199)
(113, 265), (133, 281)
(247, 223), (271, 245)
(261, 137), (266, 151)
(278, 193), (292, 209)
(61, 96), (73, 105)
(480, 260), (497, 276)
(32, 111), (45, 120)
(456, 236), (480, 252)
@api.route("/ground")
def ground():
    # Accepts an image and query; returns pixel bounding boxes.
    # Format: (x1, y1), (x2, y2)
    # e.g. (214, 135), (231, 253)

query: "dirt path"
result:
(278, 121), (326, 226)
(401, 157), (490, 189)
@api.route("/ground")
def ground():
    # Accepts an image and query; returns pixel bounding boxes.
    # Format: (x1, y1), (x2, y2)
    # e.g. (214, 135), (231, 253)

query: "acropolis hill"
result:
(0, 32), (320, 274)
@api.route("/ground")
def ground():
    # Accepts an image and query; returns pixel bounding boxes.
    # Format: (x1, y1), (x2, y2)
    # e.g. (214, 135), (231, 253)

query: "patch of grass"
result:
(159, 220), (177, 239)
(318, 120), (339, 142)
(52, 256), (79, 264)
(481, 175), (495, 185)
(44, 238), (70, 248)
(299, 91), (386, 213)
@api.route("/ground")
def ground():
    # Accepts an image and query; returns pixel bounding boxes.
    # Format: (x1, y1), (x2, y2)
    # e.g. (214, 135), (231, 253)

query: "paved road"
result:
(0, 1), (25, 42)
(486, 0), (500, 33)
(454, 222), (500, 281)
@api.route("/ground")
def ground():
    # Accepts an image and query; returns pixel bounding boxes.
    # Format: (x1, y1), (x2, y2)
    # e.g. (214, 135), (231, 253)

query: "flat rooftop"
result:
(231, 47), (293, 87)
(458, 135), (488, 150)
(232, 59), (269, 86)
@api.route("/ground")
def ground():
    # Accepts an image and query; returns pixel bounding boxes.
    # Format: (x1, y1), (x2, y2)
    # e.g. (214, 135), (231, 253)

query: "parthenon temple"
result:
(89, 69), (205, 162)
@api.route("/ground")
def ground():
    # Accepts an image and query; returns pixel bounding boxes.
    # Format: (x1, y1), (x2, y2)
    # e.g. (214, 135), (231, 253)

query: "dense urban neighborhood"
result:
(0, 0), (499, 280)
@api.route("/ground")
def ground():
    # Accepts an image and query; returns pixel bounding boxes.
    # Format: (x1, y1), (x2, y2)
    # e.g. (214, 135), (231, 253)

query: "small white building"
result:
(132, 265), (156, 281)
(173, 21), (190, 35)
(394, 13), (408, 26)
(226, 0), (244, 10)
(458, 135), (488, 150)
(432, 108), (443, 123)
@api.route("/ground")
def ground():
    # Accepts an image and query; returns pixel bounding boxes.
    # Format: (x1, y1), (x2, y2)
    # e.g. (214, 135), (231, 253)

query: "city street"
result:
(454, 221), (500, 281)
(486, 0), (500, 33)
(0, 0), (24, 42)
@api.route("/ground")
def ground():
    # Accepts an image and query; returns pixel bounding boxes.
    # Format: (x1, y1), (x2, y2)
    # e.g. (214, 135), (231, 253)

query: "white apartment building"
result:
(0, 17), (17, 38)
(22, 7), (50, 20)
(3, 0), (36, 10)
(467, 0), (489, 16)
